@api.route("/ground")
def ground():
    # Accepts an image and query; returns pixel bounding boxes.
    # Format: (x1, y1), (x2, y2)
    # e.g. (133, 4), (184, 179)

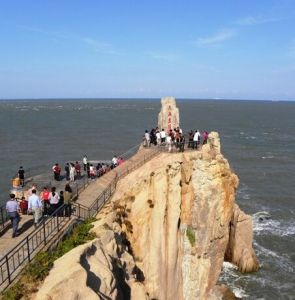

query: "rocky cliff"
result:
(36, 132), (259, 300)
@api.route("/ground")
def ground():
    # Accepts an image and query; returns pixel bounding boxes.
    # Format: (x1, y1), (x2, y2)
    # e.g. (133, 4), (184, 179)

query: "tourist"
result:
(52, 163), (61, 181)
(203, 131), (209, 145)
(19, 196), (28, 215)
(160, 129), (166, 144)
(70, 163), (75, 181)
(144, 130), (150, 147)
(27, 184), (38, 197)
(40, 187), (50, 216)
(188, 130), (194, 148)
(179, 134), (185, 152)
(18, 166), (25, 187)
(111, 155), (118, 169)
(118, 157), (124, 165)
(89, 164), (96, 179)
(150, 128), (157, 145)
(193, 130), (201, 149)
(64, 189), (72, 217)
(65, 182), (73, 193)
(28, 189), (42, 228)
(65, 163), (70, 181)
(75, 161), (81, 178)
(83, 155), (88, 171)
(59, 191), (64, 206)
(6, 193), (20, 238)
(166, 134), (172, 152)
(49, 187), (60, 214)
(156, 130), (161, 145)
(86, 162), (90, 178)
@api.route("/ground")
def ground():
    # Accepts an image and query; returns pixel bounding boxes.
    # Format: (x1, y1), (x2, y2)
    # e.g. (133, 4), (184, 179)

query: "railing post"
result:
(26, 237), (31, 262)
(103, 191), (106, 203)
(43, 222), (47, 245)
(78, 204), (81, 219)
(57, 213), (60, 231)
(5, 255), (11, 284)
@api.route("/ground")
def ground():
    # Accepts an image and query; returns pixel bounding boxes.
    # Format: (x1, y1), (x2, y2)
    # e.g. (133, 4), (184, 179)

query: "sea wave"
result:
(252, 212), (295, 237)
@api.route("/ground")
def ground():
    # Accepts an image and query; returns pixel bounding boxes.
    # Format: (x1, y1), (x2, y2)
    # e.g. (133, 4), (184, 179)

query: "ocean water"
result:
(0, 99), (294, 299)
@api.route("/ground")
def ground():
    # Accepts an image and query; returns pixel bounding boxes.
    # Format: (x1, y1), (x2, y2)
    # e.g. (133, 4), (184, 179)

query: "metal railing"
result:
(0, 141), (197, 291)
(0, 204), (87, 290)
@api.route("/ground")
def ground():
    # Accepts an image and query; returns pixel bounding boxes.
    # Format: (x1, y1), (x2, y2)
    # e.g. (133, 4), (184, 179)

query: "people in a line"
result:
(40, 187), (50, 216)
(70, 163), (75, 181)
(49, 187), (60, 214)
(52, 163), (61, 181)
(65, 163), (70, 181)
(28, 189), (42, 228)
(6, 193), (21, 238)
(18, 166), (25, 187)
(83, 155), (88, 171)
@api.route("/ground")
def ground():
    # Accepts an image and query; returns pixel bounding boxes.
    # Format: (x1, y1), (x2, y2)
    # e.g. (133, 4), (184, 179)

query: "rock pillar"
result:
(158, 97), (180, 131)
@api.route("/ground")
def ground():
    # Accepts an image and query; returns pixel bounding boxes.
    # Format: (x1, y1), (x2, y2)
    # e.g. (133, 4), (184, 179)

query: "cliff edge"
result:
(35, 132), (259, 300)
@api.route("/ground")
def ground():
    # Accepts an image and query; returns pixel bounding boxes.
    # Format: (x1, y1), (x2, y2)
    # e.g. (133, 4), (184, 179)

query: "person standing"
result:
(75, 161), (81, 178)
(6, 193), (20, 238)
(52, 163), (61, 181)
(70, 163), (75, 181)
(83, 155), (88, 171)
(28, 189), (42, 228)
(18, 166), (25, 187)
(160, 129), (166, 144)
(65, 163), (70, 181)
(40, 187), (50, 216)
(193, 130), (201, 149)
(144, 130), (150, 147)
(49, 187), (60, 214)
(202, 131), (209, 145)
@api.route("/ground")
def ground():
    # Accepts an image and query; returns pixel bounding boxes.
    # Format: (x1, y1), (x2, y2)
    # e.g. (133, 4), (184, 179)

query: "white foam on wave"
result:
(219, 262), (249, 298)
(252, 212), (295, 237)
(253, 241), (294, 273)
(261, 155), (274, 159)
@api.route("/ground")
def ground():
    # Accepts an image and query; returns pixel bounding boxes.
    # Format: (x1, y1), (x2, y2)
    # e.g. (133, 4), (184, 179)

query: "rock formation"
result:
(36, 132), (259, 300)
(158, 97), (180, 131)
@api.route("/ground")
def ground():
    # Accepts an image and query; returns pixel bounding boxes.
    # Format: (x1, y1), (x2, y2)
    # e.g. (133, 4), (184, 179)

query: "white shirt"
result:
(193, 131), (201, 141)
(112, 157), (118, 165)
(160, 131), (166, 138)
(145, 132), (150, 140)
(49, 193), (60, 204)
(83, 157), (87, 164)
(156, 132), (161, 139)
(166, 136), (172, 144)
(28, 194), (42, 209)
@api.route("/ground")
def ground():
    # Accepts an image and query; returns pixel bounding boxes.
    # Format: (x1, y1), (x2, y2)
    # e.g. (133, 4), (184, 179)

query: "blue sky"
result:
(0, 0), (295, 100)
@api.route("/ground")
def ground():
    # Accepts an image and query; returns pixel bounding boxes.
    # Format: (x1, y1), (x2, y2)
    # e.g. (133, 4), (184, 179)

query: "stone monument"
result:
(158, 97), (180, 131)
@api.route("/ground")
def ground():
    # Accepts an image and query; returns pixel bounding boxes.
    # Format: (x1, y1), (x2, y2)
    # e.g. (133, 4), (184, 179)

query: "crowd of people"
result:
(6, 153), (124, 238)
(143, 127), (209, 152)
(52, 155), (123, 182)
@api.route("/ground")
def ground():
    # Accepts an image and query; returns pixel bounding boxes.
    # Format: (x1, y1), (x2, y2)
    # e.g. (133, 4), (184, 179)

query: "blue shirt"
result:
(6, 200), (19, 213)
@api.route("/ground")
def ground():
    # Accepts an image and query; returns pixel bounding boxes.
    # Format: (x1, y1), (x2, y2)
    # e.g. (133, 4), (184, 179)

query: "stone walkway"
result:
(0, 147), (158, 260)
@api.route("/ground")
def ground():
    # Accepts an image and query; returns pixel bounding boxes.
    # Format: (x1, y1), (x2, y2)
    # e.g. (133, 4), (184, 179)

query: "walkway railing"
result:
(0, 141), (200, 291)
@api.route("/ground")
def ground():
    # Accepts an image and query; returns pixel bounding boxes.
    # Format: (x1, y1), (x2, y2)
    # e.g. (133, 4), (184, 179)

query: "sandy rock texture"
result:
(35, 132), (259, 300)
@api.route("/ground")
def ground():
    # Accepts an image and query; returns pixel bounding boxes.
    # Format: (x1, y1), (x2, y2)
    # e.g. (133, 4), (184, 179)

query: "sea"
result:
(0, 99), (294, 299)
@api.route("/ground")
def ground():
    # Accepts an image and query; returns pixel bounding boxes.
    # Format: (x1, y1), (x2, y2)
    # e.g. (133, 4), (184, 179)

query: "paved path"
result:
(0, 147), (158, 260)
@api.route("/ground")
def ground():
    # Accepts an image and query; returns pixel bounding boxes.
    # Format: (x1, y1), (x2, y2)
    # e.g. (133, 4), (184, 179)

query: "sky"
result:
(0, 0), (295, 100)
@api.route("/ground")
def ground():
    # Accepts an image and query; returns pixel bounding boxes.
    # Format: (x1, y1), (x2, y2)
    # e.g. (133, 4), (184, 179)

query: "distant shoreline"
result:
(0, 98), (294, 102)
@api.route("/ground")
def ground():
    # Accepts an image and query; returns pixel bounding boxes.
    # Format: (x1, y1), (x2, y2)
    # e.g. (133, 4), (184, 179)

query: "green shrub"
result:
(186, 226), (195, 247)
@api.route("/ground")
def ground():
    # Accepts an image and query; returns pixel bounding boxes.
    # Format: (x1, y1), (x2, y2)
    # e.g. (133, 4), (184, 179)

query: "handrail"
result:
(0, 141), (197, 291)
